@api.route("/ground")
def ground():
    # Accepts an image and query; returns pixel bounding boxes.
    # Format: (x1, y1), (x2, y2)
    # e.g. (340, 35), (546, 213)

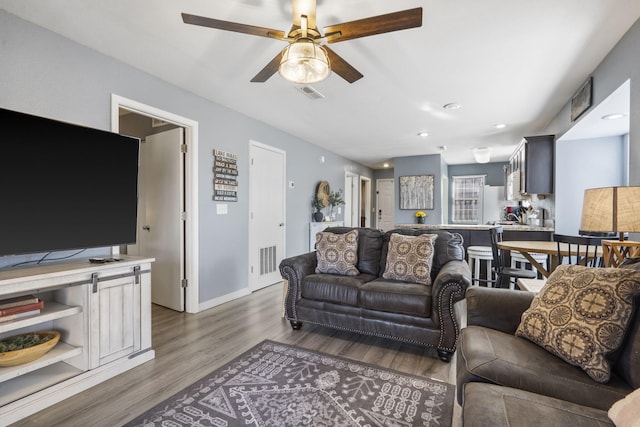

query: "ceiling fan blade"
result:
(324, 46), (363, 83)
(250, 52), (283, 82)
(324, 7), (422, 44)
(182, 13), (286, 40)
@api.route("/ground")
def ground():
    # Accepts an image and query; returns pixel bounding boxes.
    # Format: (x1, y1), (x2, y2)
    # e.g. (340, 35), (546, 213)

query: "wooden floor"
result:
(13, 283), (461, 426)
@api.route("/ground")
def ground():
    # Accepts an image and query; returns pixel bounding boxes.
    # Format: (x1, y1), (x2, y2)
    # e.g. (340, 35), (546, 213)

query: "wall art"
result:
(213, 149), (238, 201)
(400, 175), (434, 210)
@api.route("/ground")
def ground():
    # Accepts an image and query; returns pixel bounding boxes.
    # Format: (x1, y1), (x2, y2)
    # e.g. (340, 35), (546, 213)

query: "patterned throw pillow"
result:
(315, 230), (359, 275)
(516, 264), (640, 383)
(382, 233), (437, 285)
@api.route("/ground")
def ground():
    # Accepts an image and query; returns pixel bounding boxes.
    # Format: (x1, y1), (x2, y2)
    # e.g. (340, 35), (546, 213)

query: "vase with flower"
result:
(415, 211), (427, 224)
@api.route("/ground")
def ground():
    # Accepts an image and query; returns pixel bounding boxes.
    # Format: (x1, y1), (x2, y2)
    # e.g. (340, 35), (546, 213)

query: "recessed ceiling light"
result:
(601, 113), (627, 120)
(443, 103), (461, 110)
(494, 123), (507, 129)
(383, 162), (390, 168)
(418, 131), (429, 137)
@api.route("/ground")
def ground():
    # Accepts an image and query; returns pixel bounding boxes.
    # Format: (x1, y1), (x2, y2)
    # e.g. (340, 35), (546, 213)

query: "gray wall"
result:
(555, 135), (627, 234)
(544, 18), (640, 186)
(370, 161), (507, 226)
(393, 155), (443, 225)
(0, 11), (372, 303)
(448, 162), (507, 186)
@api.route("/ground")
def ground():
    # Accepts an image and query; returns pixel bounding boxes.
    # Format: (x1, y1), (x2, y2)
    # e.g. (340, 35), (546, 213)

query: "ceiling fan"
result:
(182, 0), (422, 84)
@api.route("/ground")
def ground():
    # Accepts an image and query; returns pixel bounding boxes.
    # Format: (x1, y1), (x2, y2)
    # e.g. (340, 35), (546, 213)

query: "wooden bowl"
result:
(0, 331), (60, 367)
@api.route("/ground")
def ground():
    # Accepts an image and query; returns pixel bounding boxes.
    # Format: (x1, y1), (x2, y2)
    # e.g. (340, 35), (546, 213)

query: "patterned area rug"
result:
(125, 340), (454, 427)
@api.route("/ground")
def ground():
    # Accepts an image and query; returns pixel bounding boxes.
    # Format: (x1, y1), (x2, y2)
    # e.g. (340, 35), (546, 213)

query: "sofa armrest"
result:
(279, 251), (317, 319)
(431, 260), (472, 352)
(465, 287), (535, 334)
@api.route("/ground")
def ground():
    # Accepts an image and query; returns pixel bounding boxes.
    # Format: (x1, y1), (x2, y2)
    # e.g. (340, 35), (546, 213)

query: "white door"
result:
(344, 172), (359, 226)
(249, 142), (286, 291)
(129, 128), (184, 311)
(377, 179), (395, 231)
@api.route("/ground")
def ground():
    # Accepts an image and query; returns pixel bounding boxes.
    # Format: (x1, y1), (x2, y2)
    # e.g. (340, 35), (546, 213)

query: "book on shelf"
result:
(0, 300), (45, 317)
(0, 309), (41, 323)
(0, 295), (39, 310)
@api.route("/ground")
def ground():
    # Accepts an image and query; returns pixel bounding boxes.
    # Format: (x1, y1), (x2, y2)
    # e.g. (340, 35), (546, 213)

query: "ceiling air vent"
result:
(296, 85), (325, 100)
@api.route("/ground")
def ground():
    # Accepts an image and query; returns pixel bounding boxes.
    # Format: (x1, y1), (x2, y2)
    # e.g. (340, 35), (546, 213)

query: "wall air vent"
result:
(296, 85), (325, 100)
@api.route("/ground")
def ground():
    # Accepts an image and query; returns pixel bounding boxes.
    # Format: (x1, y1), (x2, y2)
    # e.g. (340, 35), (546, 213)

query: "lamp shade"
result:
(279, 39), (330, 84)
(579, 186), (640, 234)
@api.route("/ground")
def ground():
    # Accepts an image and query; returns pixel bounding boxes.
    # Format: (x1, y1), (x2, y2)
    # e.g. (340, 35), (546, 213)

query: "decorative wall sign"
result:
(571, 77), (593, 122)
(400, 175), (434, 210)
(213, 149), (238, 201)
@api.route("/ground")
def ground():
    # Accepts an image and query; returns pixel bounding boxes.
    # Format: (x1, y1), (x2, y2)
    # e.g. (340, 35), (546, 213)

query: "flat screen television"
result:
(0, 107), (140, 257)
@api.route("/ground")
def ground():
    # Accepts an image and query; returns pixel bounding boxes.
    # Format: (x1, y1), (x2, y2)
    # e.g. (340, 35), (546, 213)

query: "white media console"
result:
(0, 256), (155, 425)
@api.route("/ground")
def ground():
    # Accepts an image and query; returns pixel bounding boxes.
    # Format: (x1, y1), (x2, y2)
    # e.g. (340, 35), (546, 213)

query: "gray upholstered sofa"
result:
(279, 227), (472, 362)
(457, 285), (640, 426)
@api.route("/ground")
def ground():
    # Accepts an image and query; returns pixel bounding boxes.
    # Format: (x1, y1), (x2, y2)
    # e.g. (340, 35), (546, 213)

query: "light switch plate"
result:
(217, 204), (228, 215)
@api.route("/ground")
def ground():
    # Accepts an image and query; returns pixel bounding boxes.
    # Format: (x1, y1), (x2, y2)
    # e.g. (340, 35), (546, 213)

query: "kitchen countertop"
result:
(395, 223), (554, 232)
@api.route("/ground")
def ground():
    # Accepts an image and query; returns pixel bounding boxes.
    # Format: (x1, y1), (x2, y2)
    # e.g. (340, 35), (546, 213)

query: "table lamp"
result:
(579, 186), (640, 266)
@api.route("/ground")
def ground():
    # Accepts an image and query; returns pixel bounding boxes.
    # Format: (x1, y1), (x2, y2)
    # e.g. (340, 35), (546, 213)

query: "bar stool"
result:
(467, 246), (494, 287)
(511, 251), (548, 279)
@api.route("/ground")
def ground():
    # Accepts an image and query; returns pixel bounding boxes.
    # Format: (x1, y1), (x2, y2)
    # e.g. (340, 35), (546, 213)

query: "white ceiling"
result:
(2, 0), (638, 168)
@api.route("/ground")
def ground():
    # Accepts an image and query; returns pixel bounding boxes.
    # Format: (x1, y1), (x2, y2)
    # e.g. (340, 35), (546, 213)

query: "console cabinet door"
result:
(89, 275), (141, 368)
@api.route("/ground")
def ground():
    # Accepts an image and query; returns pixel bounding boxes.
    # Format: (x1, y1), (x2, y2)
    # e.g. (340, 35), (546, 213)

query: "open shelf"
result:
(0, 361), (83, 407)
(0, 302), (82, 335)
(0, 342), (82, 383)
(0, 256), (154, 423)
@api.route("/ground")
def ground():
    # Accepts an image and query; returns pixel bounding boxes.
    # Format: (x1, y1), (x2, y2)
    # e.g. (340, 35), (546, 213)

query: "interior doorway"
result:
(360, 176), (372, 227)
(111, 95), (200, 313)
(344, 172), (359, 227)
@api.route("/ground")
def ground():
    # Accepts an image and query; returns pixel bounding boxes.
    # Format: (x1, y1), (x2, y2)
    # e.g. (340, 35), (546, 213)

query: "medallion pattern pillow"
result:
(315, 230), (359, 275)
(382, 233), (437, 285)
(516, 264), (640, 383)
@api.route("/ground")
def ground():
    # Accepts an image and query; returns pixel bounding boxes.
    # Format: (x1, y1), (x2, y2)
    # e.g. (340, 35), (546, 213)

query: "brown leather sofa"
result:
(457, 286), (639, 426)
(279, 227), (472, 362)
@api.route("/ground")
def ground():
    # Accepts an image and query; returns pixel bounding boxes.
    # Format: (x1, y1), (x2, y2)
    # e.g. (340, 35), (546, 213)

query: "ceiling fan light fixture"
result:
(279, 38), (330, 84)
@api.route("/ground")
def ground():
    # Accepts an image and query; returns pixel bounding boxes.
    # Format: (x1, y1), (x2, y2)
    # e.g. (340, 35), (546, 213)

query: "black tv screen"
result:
(0, 107), (140, 257)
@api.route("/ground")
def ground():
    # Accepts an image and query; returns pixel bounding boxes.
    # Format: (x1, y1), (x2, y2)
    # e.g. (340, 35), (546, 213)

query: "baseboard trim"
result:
(198, 288), (251, 312)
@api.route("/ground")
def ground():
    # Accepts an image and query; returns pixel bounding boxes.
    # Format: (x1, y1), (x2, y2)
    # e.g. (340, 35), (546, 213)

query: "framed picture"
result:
(571, 77), (592, 122)
(400, 175), (434, 210)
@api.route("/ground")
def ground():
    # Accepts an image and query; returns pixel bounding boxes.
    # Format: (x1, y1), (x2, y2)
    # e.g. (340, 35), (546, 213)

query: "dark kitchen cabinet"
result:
(508, 135), (555, 196)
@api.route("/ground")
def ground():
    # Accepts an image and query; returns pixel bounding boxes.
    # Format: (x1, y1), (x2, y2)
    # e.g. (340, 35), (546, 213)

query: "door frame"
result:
(110, 94), (200, 313)
(344, 171), (359, 226)
(248, 140), (286, 292)
(360, 176), (372, 227)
